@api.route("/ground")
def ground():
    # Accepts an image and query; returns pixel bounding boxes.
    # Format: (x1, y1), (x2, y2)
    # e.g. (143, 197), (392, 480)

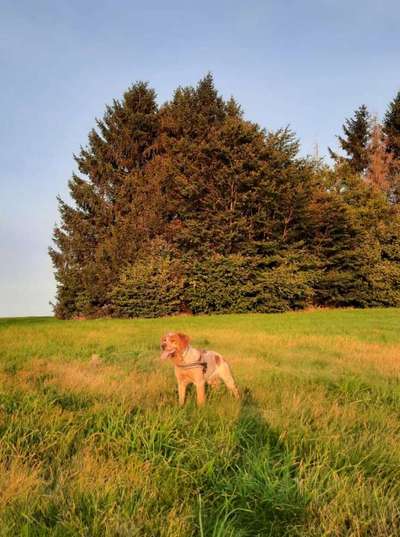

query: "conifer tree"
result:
(384, 90), (400, 160)
(50, 82), (159, 318)
(329, 105), (371, 173)
(157, 76), (316, 257)
(309, 163), (394, 307)
(366, 119), (400, 204)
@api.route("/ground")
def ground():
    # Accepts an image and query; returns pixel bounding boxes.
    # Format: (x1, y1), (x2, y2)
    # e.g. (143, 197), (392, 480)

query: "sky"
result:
(1, 0), (399, 317)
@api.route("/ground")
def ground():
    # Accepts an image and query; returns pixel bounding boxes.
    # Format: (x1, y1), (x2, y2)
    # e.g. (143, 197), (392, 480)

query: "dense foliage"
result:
(50, 76), (400, 318)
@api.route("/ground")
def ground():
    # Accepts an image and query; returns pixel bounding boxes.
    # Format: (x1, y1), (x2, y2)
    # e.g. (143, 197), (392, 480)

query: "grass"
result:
(0, 308), (399, 536)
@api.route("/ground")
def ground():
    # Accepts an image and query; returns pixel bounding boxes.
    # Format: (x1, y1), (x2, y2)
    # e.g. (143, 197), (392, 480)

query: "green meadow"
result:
(0, 309), (400, 536)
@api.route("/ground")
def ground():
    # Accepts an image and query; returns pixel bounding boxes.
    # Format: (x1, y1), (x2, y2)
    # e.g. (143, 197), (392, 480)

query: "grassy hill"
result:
(1, 309), (399, 536)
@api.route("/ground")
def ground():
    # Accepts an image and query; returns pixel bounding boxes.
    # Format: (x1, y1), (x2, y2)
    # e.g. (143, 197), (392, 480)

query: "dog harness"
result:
(177, 347), (208, 374)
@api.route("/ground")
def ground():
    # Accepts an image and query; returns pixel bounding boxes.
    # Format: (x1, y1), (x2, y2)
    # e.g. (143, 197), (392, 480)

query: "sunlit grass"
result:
(0, 309), (399, 536)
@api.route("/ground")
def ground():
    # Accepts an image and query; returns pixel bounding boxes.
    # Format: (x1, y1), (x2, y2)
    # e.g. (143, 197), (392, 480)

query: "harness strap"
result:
(177, 361), (207, 371)
(177, 349), (208, 374)
(182, 345), (192, 358)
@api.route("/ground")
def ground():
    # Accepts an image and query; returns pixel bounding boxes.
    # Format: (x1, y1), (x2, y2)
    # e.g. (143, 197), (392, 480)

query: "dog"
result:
(160, 332), (240, 406)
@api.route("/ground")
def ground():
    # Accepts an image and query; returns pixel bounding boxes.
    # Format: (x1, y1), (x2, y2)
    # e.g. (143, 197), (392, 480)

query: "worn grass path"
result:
(0, 309), (399, 536)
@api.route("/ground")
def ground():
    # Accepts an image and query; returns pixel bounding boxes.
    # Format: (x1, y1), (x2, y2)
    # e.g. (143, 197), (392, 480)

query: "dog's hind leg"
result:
(219, 363), (240, 399)
(207, 375), (221, 390)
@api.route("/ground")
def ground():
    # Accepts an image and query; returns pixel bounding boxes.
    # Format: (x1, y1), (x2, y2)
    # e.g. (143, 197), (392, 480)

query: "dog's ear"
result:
(177, 333), (190, 350)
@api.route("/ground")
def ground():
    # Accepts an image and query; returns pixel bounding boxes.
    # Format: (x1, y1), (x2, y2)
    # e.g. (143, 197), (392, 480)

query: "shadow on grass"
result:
(200, 388), (308, 537)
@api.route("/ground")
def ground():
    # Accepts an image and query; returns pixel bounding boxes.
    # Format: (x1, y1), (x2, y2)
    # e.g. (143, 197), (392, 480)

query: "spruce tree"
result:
(50, 82), (159, 318)
(384, 90), (400, 160)
(329, 105), (371, 173)
(157, 76), (316, 257)
(309, 160), (400, 307)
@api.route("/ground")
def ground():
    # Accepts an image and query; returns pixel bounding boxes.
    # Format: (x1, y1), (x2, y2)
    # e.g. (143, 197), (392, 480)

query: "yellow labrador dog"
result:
(160, 332), (240, 406)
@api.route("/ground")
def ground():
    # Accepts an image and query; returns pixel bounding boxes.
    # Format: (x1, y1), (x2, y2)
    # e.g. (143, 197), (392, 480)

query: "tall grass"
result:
(0, 309), (399, 536)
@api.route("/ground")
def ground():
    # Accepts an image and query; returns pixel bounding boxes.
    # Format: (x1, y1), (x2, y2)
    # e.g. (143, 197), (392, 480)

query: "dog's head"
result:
(160, 332), (190, 360)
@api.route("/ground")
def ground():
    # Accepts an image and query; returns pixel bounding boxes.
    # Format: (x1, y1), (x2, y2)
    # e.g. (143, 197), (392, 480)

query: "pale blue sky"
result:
(1, 0), (399, 316)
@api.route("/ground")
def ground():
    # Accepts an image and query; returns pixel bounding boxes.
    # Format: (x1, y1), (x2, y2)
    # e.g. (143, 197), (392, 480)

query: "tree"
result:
(366, 121), (392, 193)
(384, 90), (400, 160)
(329, 105), (371, 173)
(308, 160), (400, 307)
(49, 82), (160, 318)
(157, 77), (317, 257)
(366, 119), (400, 204)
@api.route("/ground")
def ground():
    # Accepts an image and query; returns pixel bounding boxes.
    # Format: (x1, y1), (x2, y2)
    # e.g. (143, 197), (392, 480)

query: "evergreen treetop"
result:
(384, 90), (400, 160)
(329, 104), (371, 173)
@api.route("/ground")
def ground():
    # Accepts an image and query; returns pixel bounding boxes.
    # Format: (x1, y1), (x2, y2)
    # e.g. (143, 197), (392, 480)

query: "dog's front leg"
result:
(196, 381), (206, 406)
(178, 381), (187, 406)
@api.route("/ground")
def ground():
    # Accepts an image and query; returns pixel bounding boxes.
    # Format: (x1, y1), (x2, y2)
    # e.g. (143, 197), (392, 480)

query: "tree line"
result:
(49, 75), (400, 318)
